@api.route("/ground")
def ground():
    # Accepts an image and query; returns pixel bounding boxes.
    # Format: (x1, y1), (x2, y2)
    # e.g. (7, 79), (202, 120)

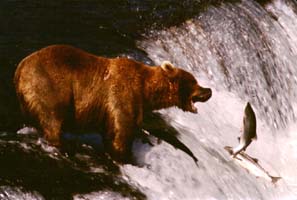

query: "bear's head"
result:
(160, 61), (212, 113)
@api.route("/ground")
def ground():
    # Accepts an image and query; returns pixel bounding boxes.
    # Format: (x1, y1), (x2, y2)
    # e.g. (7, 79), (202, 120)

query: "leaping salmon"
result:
(224, 102), (281, 184)
(224, 146), (281, 184)
(231, 102), (257, 157)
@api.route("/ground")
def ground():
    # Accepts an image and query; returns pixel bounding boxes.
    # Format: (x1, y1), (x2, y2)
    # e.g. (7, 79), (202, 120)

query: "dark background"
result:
(0, 0), (231, 130)
(0, 0), (270, 129)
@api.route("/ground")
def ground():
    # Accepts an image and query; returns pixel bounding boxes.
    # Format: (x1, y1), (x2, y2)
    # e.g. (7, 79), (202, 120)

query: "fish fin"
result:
(232, 146), (245, 157)
(271, 176), (282, 184)
(224, 146), (233, 155)
(233, 156), (242, 161)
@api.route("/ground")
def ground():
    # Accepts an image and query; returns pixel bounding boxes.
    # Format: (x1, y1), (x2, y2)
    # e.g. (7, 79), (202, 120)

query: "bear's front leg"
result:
(107, 111), (137, 163)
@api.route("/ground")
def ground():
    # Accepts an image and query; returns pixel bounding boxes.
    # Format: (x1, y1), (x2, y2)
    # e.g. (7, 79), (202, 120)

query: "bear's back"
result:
(35, 45), (105, 72)
(27, 45), (146, 80)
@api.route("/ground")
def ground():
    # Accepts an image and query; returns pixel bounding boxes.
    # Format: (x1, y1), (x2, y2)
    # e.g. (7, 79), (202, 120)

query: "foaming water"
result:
(0, 186), (43, 200)
(74, 191), (131, 200)
(1, 0), (297, 199)
(123, 91), (297, 199)
(138, 0), (297, 129)
(121, 0), (297, 199)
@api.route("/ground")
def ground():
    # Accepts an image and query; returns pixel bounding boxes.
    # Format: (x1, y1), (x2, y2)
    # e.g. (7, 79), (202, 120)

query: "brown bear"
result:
(14, 45), (212, 162)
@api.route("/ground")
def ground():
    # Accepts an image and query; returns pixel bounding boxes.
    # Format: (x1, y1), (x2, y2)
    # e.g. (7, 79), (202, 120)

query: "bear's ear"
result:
(161, 61), (175, 74)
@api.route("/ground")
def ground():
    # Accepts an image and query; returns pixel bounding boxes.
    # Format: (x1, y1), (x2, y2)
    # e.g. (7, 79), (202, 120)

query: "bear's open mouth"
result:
(192, 91), (212, 103)
(190, 99), (198, 113)
(189, 89), (212, 113)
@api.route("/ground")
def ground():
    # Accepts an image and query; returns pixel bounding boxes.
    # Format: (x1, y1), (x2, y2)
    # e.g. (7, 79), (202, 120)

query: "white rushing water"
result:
(121, 0), (297, 199)
(2, 1), (297, 199)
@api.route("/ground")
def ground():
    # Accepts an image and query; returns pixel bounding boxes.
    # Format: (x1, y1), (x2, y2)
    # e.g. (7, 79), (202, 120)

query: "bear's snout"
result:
(183, 86), (212, 113)
(192, 87), (212, 103)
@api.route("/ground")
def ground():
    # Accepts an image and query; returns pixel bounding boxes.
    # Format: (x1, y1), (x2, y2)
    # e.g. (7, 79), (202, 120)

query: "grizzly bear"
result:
(14, 45), (212, 162)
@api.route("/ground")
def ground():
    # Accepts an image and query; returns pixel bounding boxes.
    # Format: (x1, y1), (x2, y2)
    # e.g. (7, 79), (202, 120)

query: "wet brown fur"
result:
(14, 45), (211, 162)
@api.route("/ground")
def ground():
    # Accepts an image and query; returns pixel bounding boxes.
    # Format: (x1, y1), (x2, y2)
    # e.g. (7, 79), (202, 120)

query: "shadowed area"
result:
(0, 111), (199, 199)
(0, 0), (242, 131)
(142, 113), (199, 164)
(0, 133), (146, 200)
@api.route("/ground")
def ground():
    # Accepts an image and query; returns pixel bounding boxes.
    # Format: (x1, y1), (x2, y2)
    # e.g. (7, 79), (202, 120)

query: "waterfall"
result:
(122, 0), (297, 199)
(1, 0), (297, 199)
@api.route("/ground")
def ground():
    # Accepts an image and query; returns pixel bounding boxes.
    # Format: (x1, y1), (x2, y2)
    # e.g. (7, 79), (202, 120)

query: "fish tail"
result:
(271, 176), (282, 184)
(232, 144), (245, 156)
